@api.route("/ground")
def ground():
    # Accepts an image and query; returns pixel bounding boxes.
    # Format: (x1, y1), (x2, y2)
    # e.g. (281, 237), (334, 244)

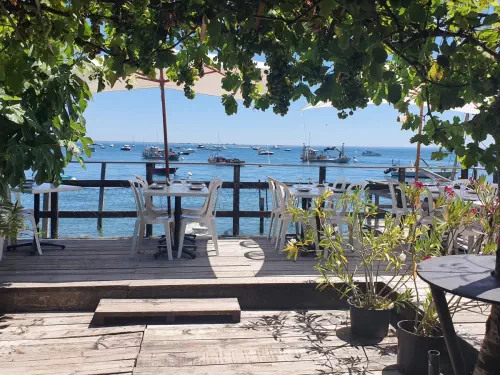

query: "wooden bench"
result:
(92, 298), (241, 325)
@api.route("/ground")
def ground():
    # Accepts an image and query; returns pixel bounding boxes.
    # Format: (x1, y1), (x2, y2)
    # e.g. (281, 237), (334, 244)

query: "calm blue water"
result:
(18, 143), (484, 239)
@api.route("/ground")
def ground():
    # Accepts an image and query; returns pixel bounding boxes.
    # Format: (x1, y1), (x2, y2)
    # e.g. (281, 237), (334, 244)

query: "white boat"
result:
(258, 149), (274, 155)
(121, 145), (131, 151)
(197, 144), (205, 149)
(109, 144), (114, 147)
(300, 144), (351, 163)
(284, 148), (292, 152)
(272, 145), (280, 149)
(353, 156), (358, 163)
(100, 145), (105, 149)
(252, 146), (261, 150)
(362, 149), (382, 156)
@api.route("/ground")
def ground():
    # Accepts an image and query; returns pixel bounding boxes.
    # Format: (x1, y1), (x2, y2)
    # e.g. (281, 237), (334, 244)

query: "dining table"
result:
(10, 183), (83, 252)
(143, 182), (210, 259)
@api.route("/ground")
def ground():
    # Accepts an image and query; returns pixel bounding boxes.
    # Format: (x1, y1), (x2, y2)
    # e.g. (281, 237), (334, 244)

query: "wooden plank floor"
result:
(0, 237), (490, 353)
(0, 310), (408, 375)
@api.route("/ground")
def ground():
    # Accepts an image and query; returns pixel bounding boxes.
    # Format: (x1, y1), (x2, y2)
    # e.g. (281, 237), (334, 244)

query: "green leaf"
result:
(0, 66), (5, 81)
(408, 3), (425, 23)
(434, 5), (446, 18)
(371, 46), (388, 64)
(483, 14), (498, 26)
(383, 71), (395, 81)
(370, 62), (382, 81)
(436, 55), (449, 68)
(338, 33), (350, 51)
(221, 94), (238, 115)
(387, 84), (402, 104)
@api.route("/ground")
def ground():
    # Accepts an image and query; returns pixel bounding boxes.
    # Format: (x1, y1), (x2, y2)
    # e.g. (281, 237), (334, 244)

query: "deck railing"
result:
(26, 161), (490, 239)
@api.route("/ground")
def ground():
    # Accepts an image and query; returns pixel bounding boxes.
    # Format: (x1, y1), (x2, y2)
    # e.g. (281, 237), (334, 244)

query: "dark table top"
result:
(417, 255), (500, 305)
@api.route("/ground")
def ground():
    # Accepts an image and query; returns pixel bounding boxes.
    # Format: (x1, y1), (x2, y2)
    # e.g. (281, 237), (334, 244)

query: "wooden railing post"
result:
(50, 192), (59, 238)
(97, 162), (107, 231)
(145, 163), (154, 237)
(233, 164), (241, 236)
(398, 167), (406, 183)
(460, 168), (469, 179)
(319, 166), (327, 184)
(473, 166), (478, 180)
(258, 180), (264, 235)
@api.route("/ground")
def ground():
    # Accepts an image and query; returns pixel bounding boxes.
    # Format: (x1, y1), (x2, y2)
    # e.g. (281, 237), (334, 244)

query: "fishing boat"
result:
(362, 149), (382, 156)
(258, 149), (274, 155)
(208, 155), (245, 164)
(300, 144), (351, 163)
(142, 146), (180, 161)
(121, 145), (131, 151)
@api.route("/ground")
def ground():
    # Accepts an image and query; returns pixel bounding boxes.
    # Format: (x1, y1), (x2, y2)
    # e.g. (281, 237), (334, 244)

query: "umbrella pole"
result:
(159, 70), (172, 213)
(414, 101), (425, 181)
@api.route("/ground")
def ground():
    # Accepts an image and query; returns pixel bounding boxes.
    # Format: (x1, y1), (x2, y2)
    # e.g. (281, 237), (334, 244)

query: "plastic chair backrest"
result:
(332, 178), (349, 191)
(136, 175), (148, 187)
(129, 180), (144, 219)
(268, 177), (279, 211)
(203, 177), (223, 217)
(387, 180), (408, 214)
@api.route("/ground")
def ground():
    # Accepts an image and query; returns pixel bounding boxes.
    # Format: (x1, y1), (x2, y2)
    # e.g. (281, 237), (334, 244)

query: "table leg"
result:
(174, 196), (182, 250)
(430, 285), (466, 375)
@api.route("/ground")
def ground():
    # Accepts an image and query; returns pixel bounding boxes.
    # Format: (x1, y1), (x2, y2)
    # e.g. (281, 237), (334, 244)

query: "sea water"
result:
(18, 143), (484, 238)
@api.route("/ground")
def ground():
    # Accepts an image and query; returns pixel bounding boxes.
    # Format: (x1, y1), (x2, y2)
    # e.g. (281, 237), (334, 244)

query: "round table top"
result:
(417, 255), (500, 305)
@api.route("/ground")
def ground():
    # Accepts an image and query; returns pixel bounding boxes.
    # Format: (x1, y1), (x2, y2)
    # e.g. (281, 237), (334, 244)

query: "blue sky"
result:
(85, 87), (464, 147)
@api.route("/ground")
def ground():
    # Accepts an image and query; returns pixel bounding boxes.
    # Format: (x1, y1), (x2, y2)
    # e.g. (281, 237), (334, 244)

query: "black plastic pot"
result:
(347, 297), (392, 340)
(397, 320), (445, 375)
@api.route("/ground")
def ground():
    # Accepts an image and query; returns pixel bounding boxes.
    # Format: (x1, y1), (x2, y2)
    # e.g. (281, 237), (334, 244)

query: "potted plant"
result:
(0, 182), (23, 257)
(396, 178), (498, 375)
(284, 187), (415, 340)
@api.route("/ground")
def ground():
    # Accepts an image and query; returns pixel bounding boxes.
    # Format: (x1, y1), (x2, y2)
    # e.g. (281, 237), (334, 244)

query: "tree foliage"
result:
(0, 0), (499, 183)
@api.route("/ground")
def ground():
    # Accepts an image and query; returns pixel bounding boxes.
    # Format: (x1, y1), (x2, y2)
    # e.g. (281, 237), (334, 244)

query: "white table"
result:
(11, 183), (83, 251)
(144, 183), (210, 258)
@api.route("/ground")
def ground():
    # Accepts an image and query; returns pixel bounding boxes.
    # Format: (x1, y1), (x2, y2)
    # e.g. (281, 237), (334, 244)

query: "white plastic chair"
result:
(0, 189), (42, 261)
(387, 180), (408, 224)
(177, 177), (223, 258)
(274, 181), (318, 253)
(135, 175), (170, 215)
(267, 177), (282, 243)
(129, 179), (174, 259)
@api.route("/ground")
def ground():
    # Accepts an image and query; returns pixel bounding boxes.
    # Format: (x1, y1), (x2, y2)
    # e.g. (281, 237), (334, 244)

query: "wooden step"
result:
(93, 298), (241, 325)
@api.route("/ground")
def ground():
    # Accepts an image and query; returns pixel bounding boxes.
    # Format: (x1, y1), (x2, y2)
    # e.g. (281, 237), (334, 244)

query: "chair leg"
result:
(29, 216), (42, 255)
(278, 218), (291, 253)
(267, 213), (275, 240)
(209, 218), (219, 256)
(163, 223), (173, 260)
(130, 220), (140, 258)
(0, 237), (4, 261)
(177, 220), (187, 259)
(275, 220), (284, 251)
(137, 222), (145, 252)
(272, 214), (281, 243)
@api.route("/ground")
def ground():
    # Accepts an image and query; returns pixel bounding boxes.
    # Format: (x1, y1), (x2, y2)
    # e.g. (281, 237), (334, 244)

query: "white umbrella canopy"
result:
(87, 60), (268, 100)
(301, 100), (480, 114)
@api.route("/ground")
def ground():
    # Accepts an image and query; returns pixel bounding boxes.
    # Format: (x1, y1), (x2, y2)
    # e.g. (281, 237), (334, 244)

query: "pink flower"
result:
(413, 181), (424, 189)
(471, 208), (479, 215)
(444, 186), (455, 197)
(469, 177), (473, 182)
(423, 255), (431, 260)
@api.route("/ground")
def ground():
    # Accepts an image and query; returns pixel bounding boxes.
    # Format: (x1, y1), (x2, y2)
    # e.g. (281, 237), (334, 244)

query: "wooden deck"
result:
(0, 236), (490, 371)
(0, 309), (407, 375)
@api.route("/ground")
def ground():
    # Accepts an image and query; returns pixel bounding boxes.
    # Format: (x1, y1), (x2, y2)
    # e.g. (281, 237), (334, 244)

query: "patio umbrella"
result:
(87, 59), (267, 178)
(301, 99), (479, 180)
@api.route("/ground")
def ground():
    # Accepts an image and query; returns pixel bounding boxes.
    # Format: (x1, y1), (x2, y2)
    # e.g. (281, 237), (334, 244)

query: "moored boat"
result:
(362, 149), (382, 156)
(121, 145), (131, 151)
(258, 149), (274, 155)
(208, 155), (245, 164)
